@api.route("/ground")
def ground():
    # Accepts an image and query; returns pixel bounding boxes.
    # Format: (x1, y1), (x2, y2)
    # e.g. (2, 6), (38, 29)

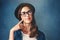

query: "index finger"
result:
(18, 20), (23, 24)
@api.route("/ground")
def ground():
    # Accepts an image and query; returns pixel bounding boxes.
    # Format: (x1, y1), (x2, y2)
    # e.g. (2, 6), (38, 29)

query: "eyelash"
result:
(21, 10), (32, 15)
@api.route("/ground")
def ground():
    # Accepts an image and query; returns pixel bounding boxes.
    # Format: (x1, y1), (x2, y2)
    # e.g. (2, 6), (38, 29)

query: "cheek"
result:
(22, 17), (26, 21)
(22, 17), (25, 20)
(30, 16), (32, 20)
(30, 16), (33, 20)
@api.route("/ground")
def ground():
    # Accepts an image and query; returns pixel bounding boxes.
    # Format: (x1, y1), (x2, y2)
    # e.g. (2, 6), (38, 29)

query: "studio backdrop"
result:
(0, 0), (60, 40)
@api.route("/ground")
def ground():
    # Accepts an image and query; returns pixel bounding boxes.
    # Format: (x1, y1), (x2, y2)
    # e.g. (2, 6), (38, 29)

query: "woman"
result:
(9, 3), (45, 40)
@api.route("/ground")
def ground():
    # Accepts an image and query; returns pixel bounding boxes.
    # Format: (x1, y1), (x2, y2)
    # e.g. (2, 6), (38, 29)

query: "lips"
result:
(25, 17), (31, 21)
(28, 17), (31, 19)
(27, 17), (31, 20)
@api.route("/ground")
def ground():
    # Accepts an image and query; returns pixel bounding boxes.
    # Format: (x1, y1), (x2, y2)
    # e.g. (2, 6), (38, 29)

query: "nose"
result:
(25, 13), (29, 17)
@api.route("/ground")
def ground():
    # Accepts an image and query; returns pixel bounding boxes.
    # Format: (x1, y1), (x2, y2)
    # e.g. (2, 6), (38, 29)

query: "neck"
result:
(22, 22), (32, 34)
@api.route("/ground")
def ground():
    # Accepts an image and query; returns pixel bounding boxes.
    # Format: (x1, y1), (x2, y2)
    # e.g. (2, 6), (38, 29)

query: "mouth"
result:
(27, 17), (31, 20)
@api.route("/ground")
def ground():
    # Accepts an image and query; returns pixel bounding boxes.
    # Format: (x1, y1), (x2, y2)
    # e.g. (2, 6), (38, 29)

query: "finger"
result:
(19, 20), (23, 24)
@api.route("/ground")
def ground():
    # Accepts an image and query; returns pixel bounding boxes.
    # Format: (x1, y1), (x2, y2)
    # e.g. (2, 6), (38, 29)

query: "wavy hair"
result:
(14, 3), (38, 38)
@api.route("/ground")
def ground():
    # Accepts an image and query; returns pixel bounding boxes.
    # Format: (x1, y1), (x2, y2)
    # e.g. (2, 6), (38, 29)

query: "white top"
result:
(21, 32), (37, 40)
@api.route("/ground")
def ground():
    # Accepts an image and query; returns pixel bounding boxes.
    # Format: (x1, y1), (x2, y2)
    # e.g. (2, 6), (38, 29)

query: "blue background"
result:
(0, 0), (60, 40)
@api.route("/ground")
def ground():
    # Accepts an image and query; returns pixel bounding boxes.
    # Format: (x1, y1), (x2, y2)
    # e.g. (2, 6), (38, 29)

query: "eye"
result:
(21, 12), (25, 15)
(27, 10), (32, 14)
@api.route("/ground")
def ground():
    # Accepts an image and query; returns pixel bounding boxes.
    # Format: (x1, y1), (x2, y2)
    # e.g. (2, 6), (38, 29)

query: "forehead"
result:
(21, 6), (30, 12)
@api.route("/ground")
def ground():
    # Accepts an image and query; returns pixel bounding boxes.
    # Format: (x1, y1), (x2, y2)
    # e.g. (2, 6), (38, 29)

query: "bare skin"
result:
(9, 20), (23, 40)
(9, 6), (33, 40)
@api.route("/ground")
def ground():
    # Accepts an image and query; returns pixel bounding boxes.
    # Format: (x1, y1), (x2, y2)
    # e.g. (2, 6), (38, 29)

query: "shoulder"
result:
(37, 30), (46, 40)
(14, 29), (21, 35)
(38, 30), (45, 36)
(14, 29), (22, 40)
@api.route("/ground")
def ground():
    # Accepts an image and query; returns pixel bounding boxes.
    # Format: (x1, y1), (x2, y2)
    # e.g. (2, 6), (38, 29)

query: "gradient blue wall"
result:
(0, 0), (60, 40)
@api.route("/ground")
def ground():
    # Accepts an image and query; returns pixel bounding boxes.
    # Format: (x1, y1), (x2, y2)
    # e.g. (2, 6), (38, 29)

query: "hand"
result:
(10, 20), (23, 32)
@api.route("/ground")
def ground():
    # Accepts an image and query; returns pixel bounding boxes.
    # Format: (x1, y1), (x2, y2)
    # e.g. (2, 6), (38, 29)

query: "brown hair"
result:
(14, 3), (38, 38)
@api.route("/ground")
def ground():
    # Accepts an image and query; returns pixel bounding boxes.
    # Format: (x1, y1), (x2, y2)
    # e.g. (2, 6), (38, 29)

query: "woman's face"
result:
(20, 6), (33, 24)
